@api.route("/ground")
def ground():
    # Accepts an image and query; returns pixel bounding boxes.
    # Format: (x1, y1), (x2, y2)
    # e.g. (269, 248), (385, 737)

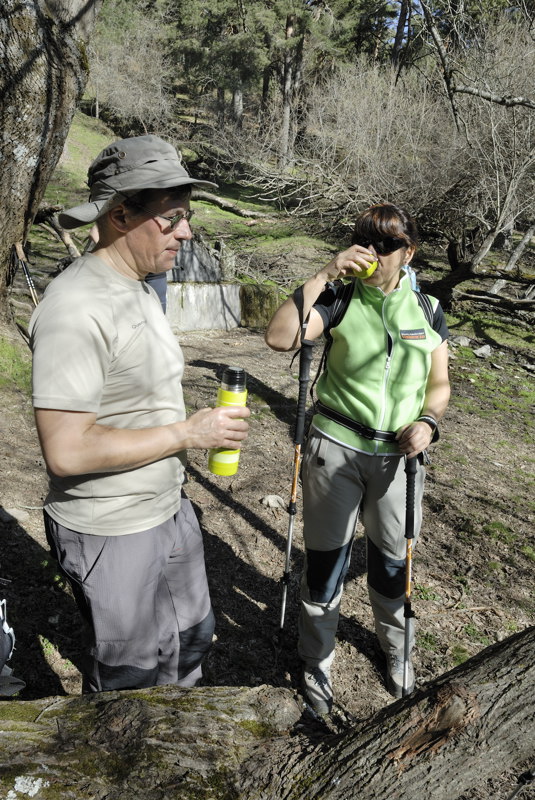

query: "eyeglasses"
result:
(351, 235), (405, 255)
(131, 203), (194, 230)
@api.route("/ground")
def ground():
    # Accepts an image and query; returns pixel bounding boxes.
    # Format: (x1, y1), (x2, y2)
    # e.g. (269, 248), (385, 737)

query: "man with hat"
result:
(29, 135), (250, 692)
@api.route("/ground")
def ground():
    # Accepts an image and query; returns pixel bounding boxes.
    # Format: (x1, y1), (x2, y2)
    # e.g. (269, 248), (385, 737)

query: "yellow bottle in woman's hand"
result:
(356, 260), (378, 279)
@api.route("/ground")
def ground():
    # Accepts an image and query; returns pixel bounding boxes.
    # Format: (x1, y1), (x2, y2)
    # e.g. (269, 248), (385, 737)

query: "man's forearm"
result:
(35, 406), (250, 478)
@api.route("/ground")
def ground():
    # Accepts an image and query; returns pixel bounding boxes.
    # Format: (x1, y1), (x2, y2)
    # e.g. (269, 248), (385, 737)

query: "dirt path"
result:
(1, 321), (533, 799)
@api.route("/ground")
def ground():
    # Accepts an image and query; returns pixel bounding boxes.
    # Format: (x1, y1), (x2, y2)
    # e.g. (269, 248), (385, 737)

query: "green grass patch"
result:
(43, 110), (115, 209)
(482, 521), (516, 545)
(450, 644), (470, 665)
(195, 203), (260, 239)
(446, 309), (534, 354)
(414, 584), (441, 602)
(0, 336), (31, 394)
(418, 631), (440, 652)
(450, 346), (534, 426)
(463, 623), (491, 646)
(196, 202), (332, 262)
(521, 545), (535, 562)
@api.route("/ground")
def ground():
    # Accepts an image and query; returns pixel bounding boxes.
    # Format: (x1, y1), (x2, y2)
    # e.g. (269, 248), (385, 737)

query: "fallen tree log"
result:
(193, 189), (271, 219)
(455, 290), (535, 308)
(34, 206), (82, 260)
(1, 626), (533, 800)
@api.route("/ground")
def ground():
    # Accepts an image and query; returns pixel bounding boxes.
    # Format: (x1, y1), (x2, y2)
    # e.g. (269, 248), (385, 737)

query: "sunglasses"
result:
(131, 202), (194, 231)
(351, 235), (406, 255)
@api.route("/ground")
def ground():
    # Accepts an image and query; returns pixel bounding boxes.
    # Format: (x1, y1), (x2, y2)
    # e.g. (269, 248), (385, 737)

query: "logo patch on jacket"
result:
(400, 329), (426, 340)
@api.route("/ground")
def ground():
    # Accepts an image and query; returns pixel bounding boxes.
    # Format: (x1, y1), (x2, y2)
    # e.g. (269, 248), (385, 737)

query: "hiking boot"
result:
(386, 652), (414, 698)
(302, 665), (333, 715)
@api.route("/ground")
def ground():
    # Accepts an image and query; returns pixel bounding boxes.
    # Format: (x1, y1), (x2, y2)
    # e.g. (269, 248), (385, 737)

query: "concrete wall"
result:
(165, 240), (283, 333)
(166, 282), (241, 333)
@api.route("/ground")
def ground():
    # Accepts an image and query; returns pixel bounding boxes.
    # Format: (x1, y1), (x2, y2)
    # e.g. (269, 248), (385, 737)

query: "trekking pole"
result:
(403, 455), (418, 696)
(279, 338), (315, 633)
(14, 243), (39, 307)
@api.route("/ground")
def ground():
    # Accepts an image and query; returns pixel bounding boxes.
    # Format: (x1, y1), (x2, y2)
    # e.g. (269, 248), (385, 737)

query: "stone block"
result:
(167, 283), (241, 332)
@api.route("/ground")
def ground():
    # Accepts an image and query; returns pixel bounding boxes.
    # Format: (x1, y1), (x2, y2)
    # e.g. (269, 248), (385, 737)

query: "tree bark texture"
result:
(490, 222), (535, 294)
(0, 627), (533, 800)
(0, 0), (102, 318)
(240, 626), (535, 799)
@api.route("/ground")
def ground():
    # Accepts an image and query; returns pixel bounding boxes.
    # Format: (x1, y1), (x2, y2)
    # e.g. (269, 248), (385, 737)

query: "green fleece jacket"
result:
(313, 274), (445, 455)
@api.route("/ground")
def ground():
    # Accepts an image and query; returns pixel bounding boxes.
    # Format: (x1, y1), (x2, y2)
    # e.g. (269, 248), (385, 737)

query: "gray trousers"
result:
(44, 493), (214, 692)
(298, 430), (425, 672)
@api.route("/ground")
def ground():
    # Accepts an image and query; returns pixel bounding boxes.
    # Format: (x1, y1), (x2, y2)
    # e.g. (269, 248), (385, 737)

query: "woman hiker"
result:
(265, 203), (450, 713)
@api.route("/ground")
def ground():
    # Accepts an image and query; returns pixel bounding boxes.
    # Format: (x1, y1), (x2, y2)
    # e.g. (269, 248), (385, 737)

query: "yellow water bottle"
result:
(208, 367), (248, 476)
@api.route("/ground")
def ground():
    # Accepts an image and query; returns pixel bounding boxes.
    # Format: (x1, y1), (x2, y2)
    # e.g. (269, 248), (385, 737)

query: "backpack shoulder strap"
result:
(415, 291), (434, 327)
(309, 279), (355, 401)
(325, 278), (355, 340)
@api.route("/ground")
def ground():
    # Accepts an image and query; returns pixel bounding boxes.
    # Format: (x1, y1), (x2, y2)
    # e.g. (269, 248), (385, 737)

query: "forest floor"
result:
(0, 245), (534, 800)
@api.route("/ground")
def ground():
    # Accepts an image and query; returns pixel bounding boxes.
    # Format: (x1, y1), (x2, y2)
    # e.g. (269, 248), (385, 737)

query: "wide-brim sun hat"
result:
(58, 134), (217, 230)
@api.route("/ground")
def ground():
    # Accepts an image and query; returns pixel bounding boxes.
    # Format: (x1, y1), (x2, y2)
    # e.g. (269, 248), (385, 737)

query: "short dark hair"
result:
(351, 203), (419, 250)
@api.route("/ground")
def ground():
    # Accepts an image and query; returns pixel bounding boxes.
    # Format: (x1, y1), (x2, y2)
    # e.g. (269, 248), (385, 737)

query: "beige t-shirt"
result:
(29, 255), (186, 535)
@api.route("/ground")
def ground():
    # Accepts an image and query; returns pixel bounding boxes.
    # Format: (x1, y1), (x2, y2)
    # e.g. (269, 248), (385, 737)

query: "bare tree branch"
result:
(454, 85), (535, 110)
(419, 0), (463, 131)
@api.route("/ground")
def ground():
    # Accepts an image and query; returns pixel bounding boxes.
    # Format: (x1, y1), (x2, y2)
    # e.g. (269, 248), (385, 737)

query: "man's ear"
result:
(107, 204), (130, 233)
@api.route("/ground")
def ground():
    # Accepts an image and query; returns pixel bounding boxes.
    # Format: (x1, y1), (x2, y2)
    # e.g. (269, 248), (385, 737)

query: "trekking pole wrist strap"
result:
(292, 285), (309, 344)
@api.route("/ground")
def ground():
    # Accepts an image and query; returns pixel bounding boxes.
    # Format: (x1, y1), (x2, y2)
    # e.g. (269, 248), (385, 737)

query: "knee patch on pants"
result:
(305, 541), (353, 604)
(367, 536), (406, 599)
(177, 608), (215, 680)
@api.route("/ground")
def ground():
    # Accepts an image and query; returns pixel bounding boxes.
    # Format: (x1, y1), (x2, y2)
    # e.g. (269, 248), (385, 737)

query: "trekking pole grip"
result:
(294, 341), (314, 446)
(405, 456), (417, 540)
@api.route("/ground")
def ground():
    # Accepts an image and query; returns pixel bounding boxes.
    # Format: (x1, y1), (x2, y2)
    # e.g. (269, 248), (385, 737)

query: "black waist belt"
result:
(315, 401), (398, 443)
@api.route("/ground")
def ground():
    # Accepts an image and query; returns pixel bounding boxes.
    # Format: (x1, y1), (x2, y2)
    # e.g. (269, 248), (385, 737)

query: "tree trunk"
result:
(217, 86), (226, 126)
(0, 0), (102, 320)
(232, 85), (244, 128)
(470, 225), (501, 272)
(261, 64), (271, 115)
(278, 15), (305, 170)
(391, 0), (409, 66)
(279, 15), (295, 169)
(490, 222), (535, 295)
(1, 627), (533, 800)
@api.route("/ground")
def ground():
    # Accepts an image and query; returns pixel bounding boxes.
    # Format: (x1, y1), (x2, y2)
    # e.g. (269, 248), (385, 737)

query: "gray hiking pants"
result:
(44, 493), (214, 692)
(298, 429), (425, 673)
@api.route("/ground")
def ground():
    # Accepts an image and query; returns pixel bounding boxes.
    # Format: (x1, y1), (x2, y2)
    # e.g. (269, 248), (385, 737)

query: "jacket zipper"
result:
(376, 299), (394, 452)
